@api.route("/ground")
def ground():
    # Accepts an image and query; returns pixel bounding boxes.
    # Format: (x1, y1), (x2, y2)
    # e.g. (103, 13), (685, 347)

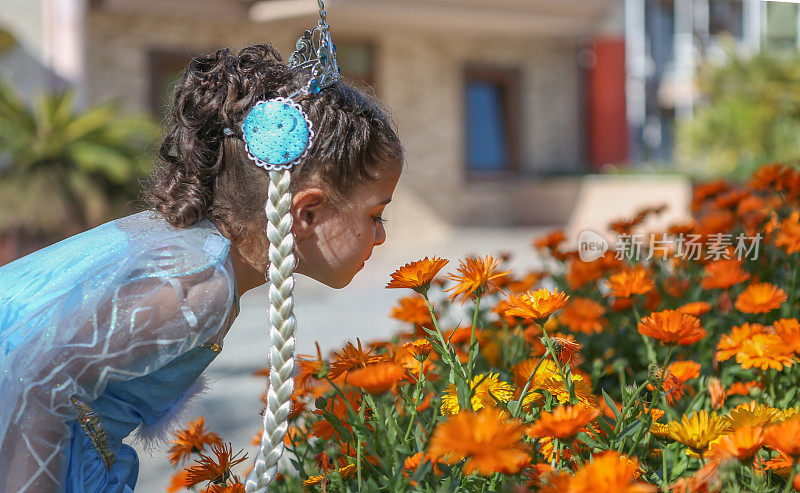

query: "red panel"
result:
(586, 38), (628, 170)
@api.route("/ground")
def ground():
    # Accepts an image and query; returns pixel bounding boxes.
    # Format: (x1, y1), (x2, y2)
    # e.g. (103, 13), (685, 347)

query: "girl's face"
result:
(292, 165), (401, 288)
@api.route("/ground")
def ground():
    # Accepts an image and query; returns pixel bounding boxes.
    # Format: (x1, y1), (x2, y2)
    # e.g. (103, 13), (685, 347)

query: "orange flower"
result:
(727, 381), (763, 396)
(637, 310), (706, 346)
(346, 361), (407, 394)
(694, 210), (736, 239)
(506, 271), (544, 294)
(167, 470), (191, 493)
(168, 418), (223, 466)
(647, 366), (688, 406)
(558, 297), (606, 334)
(664, 276), (690, 298)
(311, 392), (362, 440)
(444, 255), (511, 302)
(750, 163), (784, 189)
(443, 326), (473, 345)
(185, 443), (247, 487)
(677, 301), (712, 317)
(526, 404), (600, 440)
(427, 407), (531, 476)
(329, 338), (384, 380)
(568, 451), (656, 493)
(296, 342), (328, 392)
(760, 451), (794, 476)
(775, 318), (800, 354)
(713, 425), (764, 462)
(534, 229), (566, 251)
(386, 256), (449, 292)
(707, 378), (726, 409)
(735, 283), (788, 314)
(701, 259), (750, 290)
(668, 360), (701, 382)
(503, 288), (570, 321)
(670, 459), (721, 493)
(403, 452), (442, 476)
(736, 332), (796, 371)
(566, 259), (604, 289)
(716, 323), (768, 362)
(389, 295), (433, 327)
(775, 212), (800, 255)
(693, 179), (729, 207)
(765, 417), (800, 459)
(403, 338), (433, 358)
(550, 335), (582, 366)
(206, 484), (245, 493)
(606, 266), (655, 298)
(391, 347), (436, 384)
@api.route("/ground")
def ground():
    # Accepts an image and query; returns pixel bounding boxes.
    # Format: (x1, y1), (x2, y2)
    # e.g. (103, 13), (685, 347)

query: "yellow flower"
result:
(511, 358), (597, 408)
(658, 411), (731, 455)
(440, 372), (514, 416)
(302, 463), (357, 486)
(726, 401), (783, 429)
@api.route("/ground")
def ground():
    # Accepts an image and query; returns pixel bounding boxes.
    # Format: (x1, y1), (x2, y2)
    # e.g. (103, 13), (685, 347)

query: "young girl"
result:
(0, 40), (403, 491)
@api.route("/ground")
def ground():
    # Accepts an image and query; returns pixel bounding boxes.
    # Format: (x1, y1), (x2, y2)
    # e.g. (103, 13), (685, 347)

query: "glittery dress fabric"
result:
(0, 211), (238, 492)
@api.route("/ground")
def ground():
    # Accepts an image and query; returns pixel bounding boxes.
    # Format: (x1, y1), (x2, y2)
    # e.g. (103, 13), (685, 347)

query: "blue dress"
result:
(0, 211), (239, 492)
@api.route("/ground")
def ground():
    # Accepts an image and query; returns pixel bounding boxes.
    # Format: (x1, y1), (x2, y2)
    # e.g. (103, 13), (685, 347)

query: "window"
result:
(709, 0), (743, 38)
(765, 1), (798, 50)
(464, 67), (520, 174)
(148, 51), (195, 118)
(335, 41), (375, 93)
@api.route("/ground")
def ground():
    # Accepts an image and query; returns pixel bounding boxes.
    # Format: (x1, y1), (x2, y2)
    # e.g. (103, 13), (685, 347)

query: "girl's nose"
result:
(374, 224), (387, 246)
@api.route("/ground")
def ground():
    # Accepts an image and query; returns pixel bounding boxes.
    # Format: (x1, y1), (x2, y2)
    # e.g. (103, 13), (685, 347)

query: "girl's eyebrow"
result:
(378, 197), (392, 205)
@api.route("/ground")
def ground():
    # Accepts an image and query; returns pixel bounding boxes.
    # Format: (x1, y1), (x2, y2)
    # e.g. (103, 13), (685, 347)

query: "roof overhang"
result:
(250, 0), (617, 38)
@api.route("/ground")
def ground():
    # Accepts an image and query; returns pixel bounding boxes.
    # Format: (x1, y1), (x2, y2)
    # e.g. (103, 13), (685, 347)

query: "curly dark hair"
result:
(145, 44), (404, 261)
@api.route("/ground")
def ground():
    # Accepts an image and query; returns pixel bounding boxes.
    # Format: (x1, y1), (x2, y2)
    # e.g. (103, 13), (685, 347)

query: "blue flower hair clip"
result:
(239, 97), (315, 171)
(224, 0), (339, 171)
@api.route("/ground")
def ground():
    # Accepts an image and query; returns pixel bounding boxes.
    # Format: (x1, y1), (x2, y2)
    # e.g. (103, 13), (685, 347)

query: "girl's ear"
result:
(291, 187), (328, 240)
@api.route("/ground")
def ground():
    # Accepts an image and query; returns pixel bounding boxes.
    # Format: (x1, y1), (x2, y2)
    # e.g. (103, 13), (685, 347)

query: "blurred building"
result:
(626, 0), (800, 163)
(1, 0), (626, 231)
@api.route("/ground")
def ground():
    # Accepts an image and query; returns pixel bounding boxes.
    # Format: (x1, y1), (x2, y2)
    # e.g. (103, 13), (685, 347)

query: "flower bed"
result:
(169, 163), (800, 492)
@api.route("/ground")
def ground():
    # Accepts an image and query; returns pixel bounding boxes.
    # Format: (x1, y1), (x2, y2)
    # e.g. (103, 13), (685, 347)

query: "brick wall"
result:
(86, 10), (584, 229)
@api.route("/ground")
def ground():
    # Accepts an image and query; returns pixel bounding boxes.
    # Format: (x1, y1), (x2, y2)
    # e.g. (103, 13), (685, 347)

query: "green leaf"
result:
(602, 390), (621, 422)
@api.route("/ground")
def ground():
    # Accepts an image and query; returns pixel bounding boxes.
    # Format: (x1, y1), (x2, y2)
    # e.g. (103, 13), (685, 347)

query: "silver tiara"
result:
(286, 0), (340, 101)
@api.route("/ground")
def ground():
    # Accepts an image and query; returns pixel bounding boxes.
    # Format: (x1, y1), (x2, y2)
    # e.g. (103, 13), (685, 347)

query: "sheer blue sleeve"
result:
(0, 212), (236, 492)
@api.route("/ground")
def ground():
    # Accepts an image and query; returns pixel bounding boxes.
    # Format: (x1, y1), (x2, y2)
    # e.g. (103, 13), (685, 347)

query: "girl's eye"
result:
(372, 215), (387, 225)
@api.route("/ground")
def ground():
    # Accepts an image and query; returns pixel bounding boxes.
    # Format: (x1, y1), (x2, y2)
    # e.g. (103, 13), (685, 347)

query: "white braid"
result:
(245, 169), (296, 492)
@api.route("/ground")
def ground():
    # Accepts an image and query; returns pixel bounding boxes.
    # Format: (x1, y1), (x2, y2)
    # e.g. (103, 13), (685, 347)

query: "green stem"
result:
(782, 459), (799, 493)
(625, 346), (673, 456)
(613, 380), (650, 436)
(323, 376), (359, 429)
(512, 357), (546, 417)
(466, 294), (482, 383)
(423, 294), (467, 380)
(403, 358), (426, 442)
(423, 294), (470, 411)
(540, 327), (575, 403)
(791, 255), (799, 318)
(633, 302), (657, 364)
(357, 403), (364, 490)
